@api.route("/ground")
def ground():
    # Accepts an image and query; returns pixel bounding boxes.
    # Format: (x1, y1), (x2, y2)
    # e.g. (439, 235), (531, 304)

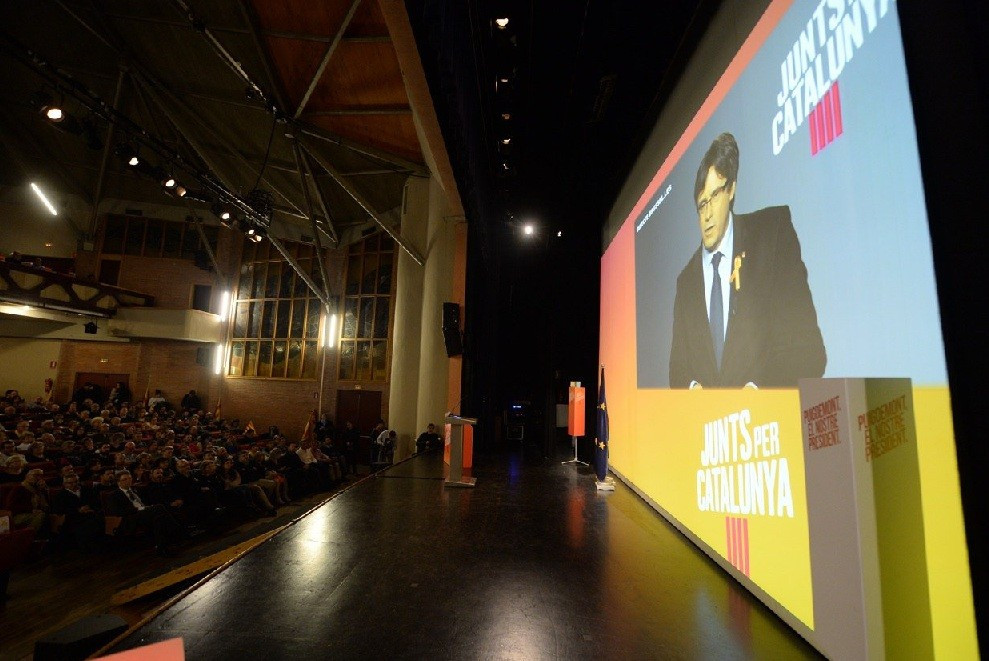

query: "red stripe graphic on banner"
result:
(815, 101), (827, 152)
(823, 88), (834, 145)
(810, 104), (820, 155)
(725, 517), (734, 568)
(832, 81), (843, 137)
(742, 518), (750, 576)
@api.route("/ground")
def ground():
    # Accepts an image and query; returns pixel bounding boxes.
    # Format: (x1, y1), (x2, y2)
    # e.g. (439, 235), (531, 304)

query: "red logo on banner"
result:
(810, 81), (843, 155)
(725, 516), (750, 576)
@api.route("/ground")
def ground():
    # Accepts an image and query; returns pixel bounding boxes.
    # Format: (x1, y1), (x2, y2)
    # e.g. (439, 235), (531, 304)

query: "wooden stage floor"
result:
(104, 449), (821, 659)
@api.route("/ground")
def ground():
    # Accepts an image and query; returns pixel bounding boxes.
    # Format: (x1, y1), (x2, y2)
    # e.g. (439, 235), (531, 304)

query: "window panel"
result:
(238, 264), (253, 299)
(364, 234), (379, 252)
(163, 223), (182, 258)
(229, 341), (245, 376)
(359, 298), (374, 339)
(248, 302), (261, 338)
(343, 298), (358, 339)
(291, 300), (305, 337)
(102, 216), (125, 254)
(242, 238), (256, 263)
(245, 341), (259, 376)
(294, 260), (310, 296)
(361, 254), (378, 294)
(257, 341), (273, 377)
(377, 253), (393, 294)
(345, 256), (361, 295)
(265, 262), (280, 298)
(272, 341), (287, 378)
(373, 297), (389, 339)
(380, 234), (394, 252)
(372, 341), (387, 381)
(261, 301), (275, 338)
(275, 300), (290, 338)
(181, 223), (199, 258)
(302, 341), (318, 379)
(124, 218), (145, 255)
(252, 263), (267, 299)
(144, 219), (164, 256)
(234, 303), (248, 338)
(287, 340), (303, 378)
(279, 264), (294, 298)
(255, 239), (269, 261)
(306, 299), (320, 339)
(338, 341), (355, 380)
(355, 341), (371, 380)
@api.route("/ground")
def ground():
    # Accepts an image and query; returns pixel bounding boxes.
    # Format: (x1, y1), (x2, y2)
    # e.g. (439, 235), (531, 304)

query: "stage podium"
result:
(444, 414), (477, 488)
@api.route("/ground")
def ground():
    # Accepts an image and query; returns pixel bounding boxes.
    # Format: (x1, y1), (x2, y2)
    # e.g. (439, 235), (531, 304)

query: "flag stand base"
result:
(562, 435), (588, 466)
(595, 476), (615, 491)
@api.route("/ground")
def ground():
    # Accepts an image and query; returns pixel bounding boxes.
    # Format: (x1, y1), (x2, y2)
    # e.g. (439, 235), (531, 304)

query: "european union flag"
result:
(594, 366), (609, 482)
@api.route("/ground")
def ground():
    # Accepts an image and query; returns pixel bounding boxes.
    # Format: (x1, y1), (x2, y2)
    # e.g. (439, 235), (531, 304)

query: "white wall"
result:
(0, 337), (62, 400)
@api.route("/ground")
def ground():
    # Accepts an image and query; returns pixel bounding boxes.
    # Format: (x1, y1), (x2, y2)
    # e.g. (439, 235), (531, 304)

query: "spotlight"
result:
(523, 224), (534, 236)
(46, 107), (63, 122)
(247, 228), (263, 243)
(557, 231), (562, 237)
(501, 138), (511, 145)
(501, 113), (511, 120)
(212, 203), (235, 227)
(175, 185), (188, 197)
(128, 155), (139, 166)
(495, 17), (509, 28)
(163, 177), (176, 188)
(221, 210), (231, 220)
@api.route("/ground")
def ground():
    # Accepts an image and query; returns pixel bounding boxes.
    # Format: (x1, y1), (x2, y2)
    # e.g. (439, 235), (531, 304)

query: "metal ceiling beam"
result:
(90, 67), (127, 238)
(300, 125), (425, 175)
(302, 106), (412, 116)
(292, 140), (333, 305)
(101, 12), (389, 44)
(293, 0), (362, 120)
(132, 74), (307, 220)
(267, 235), (331, 309)
(301, 141), (423, 266)
(294, 140), (339, 245)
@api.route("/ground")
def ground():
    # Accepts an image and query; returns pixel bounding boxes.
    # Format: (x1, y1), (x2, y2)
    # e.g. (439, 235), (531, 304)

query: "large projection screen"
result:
(599, 0), (976, 656)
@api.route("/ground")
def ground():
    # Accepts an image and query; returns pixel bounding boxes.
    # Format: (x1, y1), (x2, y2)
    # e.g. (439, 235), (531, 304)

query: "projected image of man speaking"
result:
(668, 132), (826, 389)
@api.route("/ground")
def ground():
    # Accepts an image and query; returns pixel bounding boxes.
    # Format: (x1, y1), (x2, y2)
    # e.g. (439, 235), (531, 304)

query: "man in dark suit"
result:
(51, 473), (104, 551)
(669, 132), (826, 389)
(106, 470), (183, 556)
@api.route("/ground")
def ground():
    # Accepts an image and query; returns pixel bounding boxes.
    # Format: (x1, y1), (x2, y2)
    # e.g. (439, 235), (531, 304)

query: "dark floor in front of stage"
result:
(109, 448), (821, 660)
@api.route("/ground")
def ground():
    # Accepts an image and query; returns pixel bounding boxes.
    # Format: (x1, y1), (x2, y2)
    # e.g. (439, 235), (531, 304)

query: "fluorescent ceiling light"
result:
(29, 182), (58, 215)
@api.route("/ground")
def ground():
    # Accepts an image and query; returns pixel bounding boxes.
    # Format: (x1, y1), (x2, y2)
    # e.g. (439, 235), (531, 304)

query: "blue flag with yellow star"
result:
(595, 366), (609, 482)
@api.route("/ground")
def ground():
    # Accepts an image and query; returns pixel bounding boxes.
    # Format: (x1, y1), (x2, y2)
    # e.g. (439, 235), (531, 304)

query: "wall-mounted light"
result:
(321, 313), (338, 349)
(213, 343), (224, 375)
(495, 17), (510, 29)
(218, 290), (231, 322)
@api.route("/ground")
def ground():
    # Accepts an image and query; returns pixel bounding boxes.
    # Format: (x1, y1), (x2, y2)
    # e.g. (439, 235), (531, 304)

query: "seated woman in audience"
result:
(3, 468), (50, 535)
(220, 457), (276, 516)
(0, 455), (28, 484)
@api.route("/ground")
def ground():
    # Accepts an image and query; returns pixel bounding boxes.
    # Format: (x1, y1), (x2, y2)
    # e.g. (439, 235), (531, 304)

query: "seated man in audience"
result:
(52, 472), (104, 551)
(415, 423), (443, 454)
(105, 470), (184, 556)
(0, 455), (28, 484)
(1, 437), (18, 466)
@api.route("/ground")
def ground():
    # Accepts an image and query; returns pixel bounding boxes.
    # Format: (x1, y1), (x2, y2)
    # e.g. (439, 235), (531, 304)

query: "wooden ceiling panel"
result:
(250, 0), (352, 36)
(345, 1), (389, 38)
(305, 42), (408, 109)
(309, 115), (422, 164)
(264, 36), (327, 109)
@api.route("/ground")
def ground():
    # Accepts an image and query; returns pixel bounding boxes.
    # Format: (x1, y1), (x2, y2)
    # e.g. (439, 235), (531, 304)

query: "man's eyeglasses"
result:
(696, 181), (730, 214)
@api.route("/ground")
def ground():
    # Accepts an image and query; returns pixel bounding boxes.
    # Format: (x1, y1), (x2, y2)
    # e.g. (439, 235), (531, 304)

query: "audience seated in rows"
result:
(1, 387), (353, 562)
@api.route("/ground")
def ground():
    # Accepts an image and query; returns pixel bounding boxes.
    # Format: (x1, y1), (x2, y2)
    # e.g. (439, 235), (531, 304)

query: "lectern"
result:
(444, 414), (477, 487)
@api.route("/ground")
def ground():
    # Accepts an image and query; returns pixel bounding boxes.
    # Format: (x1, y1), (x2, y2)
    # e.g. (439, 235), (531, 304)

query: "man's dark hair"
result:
(694, 132), (740, 208)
